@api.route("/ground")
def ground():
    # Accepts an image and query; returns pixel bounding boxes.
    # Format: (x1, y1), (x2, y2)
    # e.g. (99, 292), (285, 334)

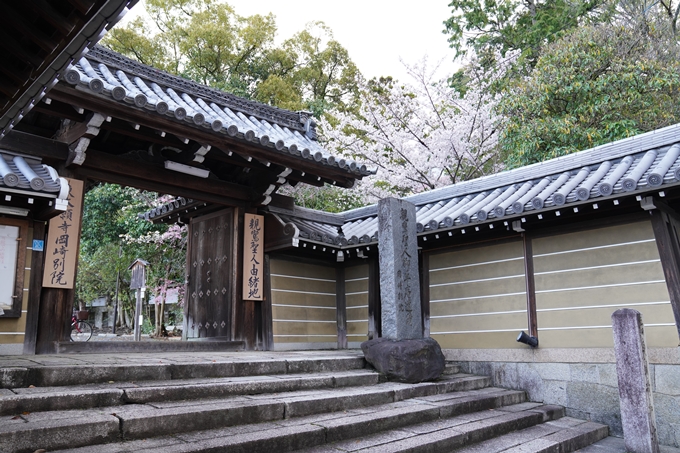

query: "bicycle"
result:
(70, 314), (93, 341)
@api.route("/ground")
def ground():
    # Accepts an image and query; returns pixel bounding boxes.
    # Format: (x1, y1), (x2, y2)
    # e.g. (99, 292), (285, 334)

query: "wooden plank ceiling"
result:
(0, 0), (136, 135)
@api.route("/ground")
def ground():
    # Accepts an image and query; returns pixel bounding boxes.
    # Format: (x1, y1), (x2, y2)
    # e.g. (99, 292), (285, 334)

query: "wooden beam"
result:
(77, 167), (251, 207)
(0, 130), (69, 161)
(649, 209), (680, 341)
(522, 233), (538, 339)
(80, 149), (255, 202)
(32, 99), (88, 122)
(336, 265), (347, 349)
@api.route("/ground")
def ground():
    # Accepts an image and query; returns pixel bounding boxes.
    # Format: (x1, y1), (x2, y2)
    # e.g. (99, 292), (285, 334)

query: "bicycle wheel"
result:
(70, 321), (92, 341)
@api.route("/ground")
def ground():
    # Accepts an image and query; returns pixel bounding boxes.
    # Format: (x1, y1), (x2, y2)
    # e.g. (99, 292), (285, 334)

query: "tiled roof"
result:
(62, 46), (374, 178)
(0, 151), (70, 209)
(271, 124), (680, 248)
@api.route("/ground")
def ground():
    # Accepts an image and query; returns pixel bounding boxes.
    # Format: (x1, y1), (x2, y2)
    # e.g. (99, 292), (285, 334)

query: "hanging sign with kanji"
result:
(242, 213), (264, 300)
(42, 178), (83, 289)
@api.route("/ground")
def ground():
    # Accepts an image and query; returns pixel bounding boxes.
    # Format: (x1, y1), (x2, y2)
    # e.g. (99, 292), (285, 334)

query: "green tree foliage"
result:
(498, 24), (680, 168)
(104, 0), (359, 114)
(77, 184), (186, 332)
(443, 0), (612, 80)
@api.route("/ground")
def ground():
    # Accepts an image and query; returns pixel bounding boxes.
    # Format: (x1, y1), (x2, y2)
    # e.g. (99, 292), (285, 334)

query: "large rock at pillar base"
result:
(361, 337), (446, 383)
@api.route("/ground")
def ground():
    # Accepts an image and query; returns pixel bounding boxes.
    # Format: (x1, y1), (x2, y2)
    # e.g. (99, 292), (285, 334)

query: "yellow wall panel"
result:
(273, 321), (337, 336)
(433, 331), (525, 349)
(347, 320), (368, 335)
(271, 291), (335, 307)
(428, 239), (527, 349)
(270, 275), (335, 293)
(430, 312), (527, 333)
(429, 241), (524, 269)
(346, 264), (369, 280)
(270, 259), (336, 279)
(271, 258), (337, 344)
(275, 335), (338, 343)
(532, 221), (677, 348)
(272, 306), (336, 322)
(430, 276), (526, 301)
(533, 242), (659, 272)
(533, 221), (655, 255)
(534, 262), (665, 292)
(535, 282), (669, 310)
(430, 295), (527, 317)
(430, 259), (525, 284)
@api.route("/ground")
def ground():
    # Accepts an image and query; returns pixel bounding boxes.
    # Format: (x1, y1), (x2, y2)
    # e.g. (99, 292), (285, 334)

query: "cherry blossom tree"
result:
(319, 58), (505, 202)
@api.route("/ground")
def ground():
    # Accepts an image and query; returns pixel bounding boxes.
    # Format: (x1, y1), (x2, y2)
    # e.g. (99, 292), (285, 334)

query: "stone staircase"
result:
(0, 353), (609, 453)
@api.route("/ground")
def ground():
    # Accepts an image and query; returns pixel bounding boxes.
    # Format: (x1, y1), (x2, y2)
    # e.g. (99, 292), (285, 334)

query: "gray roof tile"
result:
(270, 124), (680, 249)
(63, 46), (373, 178)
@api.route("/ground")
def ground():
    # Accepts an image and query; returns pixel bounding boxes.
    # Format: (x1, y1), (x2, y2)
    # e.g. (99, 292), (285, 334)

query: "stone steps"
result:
(0, 369), (380, 415)
(1, 355), (366, 388)
(0, 353), (609, 453)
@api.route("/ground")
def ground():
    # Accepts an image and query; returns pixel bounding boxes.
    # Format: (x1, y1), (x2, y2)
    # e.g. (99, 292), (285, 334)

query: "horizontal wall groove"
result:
(533, 238), (655, 258)
(431, 309), (527, 319)
(534, 259), (661, 276)
(538, 323), (676, 331)
(536, 301), (670, 313)
(430, 256), (523, 273)
(535, 280), (666, 294)
(431, 291), (526, 303)
(271, 289), (335, 296)
(272, 304), (335, 310)
(273, 319), (336, 323)
(273, 334), (337, 337)
(431, 327), (526, 335)
(271, 273), (335, 283)
(429, 273), (525, 288)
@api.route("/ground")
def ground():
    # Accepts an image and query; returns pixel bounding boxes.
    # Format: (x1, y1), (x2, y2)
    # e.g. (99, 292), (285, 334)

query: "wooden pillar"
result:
(261, 254), (274, 350)
(419, 249), (430, 337)
(336, 265), (347, 349)
(22, 220), (46, 354)
(35, 176), (85, 354)
(522, 233), (538, 339)
(649, 209), (680, 340)
(367, 257), (381, 339)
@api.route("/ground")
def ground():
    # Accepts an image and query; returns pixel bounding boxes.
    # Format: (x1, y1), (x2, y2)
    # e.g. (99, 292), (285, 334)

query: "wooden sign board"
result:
(243, 213), (264, 300)
(42, 178), (83, 289)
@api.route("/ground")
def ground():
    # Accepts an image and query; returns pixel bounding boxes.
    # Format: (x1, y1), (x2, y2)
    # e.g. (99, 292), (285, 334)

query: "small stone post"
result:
(611, 308), (659, 453)
(377, 197), (422, 340)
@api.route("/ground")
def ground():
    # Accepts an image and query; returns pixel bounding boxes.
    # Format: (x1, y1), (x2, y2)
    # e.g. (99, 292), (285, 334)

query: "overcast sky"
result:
(122, 1), (460, 82)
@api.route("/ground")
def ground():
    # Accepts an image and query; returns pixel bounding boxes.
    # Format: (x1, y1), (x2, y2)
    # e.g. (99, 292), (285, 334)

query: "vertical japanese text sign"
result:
(42, 178), (83, 289)
(243, 213), (264, 300)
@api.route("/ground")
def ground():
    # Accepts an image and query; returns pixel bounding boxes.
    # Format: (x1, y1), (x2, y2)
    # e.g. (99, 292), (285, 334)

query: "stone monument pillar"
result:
(378, 197), (422, 340)
(361, 197), (444, 383)
(611, 308), (659, 453)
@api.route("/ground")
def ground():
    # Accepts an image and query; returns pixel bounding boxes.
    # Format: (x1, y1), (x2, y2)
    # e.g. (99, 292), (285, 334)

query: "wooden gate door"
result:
(185, 209), (235, 339)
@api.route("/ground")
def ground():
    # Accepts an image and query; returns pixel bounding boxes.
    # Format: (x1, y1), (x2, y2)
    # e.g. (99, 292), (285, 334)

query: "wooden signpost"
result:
(42, 178), (83, 289)
(243, 214), (264, 301)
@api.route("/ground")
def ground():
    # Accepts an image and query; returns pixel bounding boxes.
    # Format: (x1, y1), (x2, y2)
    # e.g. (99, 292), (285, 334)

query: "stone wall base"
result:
(445, 349), (680, 448)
